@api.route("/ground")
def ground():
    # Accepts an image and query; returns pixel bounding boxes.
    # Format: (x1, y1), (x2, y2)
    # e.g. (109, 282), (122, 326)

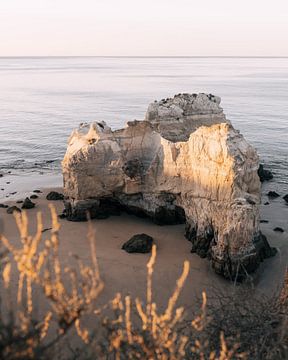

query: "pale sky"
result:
(0, 0), (287, 56)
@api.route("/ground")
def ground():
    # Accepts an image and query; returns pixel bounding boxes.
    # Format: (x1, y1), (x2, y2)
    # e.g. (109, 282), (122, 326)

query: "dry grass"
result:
(0, 208), (287, 359)
(0, 206), (103, 359)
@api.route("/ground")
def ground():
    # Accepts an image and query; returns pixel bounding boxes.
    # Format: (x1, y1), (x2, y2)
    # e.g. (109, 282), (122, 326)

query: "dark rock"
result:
(7, 206), (21, 214)
(260, 220), (269, 223)
(186, 224), (215, 259)
(65, 198), (121, 221)
(1, 189), (4, 191)
(283, 194), (288, 203)
(42, 227), (52, 233)
(273, 227), (284, 233)
(246, 198), (256, 205)
(58, 212), (67, 219)
(0, 204), (8, 208)
(22, 197), (35, 209)
(212, 231), (276, 281)
(122, 233), (154, 253)
(10, 192), (17, 195)
(267, 191), (280, 198)
(264, 202), (270, 205)
(0, 174), (3, 178)
(153, 205), (186, 225)
(122, 158), (144, 179)
(258, 164), (273, 182)
(46, 191), (64, 201)
(16, 200), (23, 204)
(33, 190), (42, 193)
(30, 194), (38, 199)
(6, 182), (10, 184)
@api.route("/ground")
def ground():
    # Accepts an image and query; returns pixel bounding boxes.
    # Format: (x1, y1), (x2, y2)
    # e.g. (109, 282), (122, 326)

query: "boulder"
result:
(62, 93), (275, 280)
(122, 234), (154, 253)
(46, 191), (64, 201)
(7, 206), (21, 214)
(258, 164), (273, 182)
(283, 194), (288, 204)
(22, 197), (35, 209)
(267, 191), (280, 198)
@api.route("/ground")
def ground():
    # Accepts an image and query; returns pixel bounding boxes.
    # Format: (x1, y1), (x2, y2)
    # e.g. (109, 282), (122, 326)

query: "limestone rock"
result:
(62, 93), (275, 280)
(122, 233), (154, 253)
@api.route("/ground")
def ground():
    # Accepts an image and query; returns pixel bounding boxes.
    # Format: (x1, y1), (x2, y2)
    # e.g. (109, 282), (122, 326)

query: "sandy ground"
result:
(0, 182), (287, 312)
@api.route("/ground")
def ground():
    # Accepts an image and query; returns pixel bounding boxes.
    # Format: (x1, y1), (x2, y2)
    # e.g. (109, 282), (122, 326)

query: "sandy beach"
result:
(1, 181), (287, 310)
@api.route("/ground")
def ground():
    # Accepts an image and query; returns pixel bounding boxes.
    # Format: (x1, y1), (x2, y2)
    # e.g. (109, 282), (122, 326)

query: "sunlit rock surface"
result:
(62, 93), (275, 280)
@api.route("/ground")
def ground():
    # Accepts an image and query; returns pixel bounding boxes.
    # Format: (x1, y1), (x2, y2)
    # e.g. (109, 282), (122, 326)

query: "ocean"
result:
(0, 56), (287, 192)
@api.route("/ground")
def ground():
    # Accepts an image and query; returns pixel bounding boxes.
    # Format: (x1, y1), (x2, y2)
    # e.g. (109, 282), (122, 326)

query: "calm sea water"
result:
(0, 57), (287, 189)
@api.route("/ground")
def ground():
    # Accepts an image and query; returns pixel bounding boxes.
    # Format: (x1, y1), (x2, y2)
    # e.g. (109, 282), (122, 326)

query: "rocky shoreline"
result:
(1, 94), (287, 283)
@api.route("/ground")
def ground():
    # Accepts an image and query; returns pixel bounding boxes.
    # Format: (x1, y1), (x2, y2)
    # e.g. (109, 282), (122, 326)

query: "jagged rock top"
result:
(145, 93), (229, 142)
(146, 93), (222, 121)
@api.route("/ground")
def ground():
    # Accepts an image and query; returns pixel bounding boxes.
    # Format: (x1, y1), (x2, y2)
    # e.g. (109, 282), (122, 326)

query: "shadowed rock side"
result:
(62, 93), (276, 281)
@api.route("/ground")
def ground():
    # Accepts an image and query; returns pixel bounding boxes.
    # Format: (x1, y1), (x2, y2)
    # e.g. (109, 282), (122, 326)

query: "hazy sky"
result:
(0, 0), (287, 56)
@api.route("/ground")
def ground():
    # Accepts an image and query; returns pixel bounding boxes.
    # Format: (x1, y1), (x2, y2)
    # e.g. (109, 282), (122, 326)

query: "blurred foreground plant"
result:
(0, 205), (103, 359)
(0, 207), (287, 359)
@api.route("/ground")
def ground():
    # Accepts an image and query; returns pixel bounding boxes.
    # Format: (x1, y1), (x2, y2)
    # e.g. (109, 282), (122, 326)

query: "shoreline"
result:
(0, 170), (62, 201)
(0, 176), (287, 305)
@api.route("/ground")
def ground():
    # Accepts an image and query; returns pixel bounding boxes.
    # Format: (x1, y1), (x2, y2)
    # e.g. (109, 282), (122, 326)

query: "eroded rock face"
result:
(62, 93), (275, 280)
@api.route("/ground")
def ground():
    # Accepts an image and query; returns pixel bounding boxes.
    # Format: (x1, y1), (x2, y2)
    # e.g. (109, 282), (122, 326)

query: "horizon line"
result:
(0, 55), (288, 59)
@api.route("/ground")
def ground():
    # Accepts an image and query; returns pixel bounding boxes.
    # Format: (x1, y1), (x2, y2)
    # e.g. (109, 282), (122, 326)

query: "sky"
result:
(0, 0), (287, 56)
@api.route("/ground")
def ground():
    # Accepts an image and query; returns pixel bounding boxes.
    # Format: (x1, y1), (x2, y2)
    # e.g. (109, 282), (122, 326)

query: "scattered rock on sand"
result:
(46, 191), (64, 201)
(122, 233), (154, 253)
(30, 194), (38, 199)
(267, 191), (280, 198)
(283, 194), (288, 203)
(258, 164), (273, 182)
(22, 197), (35, 209)
(273, 227), (284, 233)
(7, 206), (21, 214)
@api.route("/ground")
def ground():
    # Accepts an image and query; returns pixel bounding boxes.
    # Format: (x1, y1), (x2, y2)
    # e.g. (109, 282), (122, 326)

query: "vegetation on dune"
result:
(0, 207), (287, 359)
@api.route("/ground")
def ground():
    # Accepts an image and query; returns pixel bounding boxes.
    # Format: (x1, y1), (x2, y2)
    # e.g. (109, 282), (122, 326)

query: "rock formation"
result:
(62, 93), (276, 280)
